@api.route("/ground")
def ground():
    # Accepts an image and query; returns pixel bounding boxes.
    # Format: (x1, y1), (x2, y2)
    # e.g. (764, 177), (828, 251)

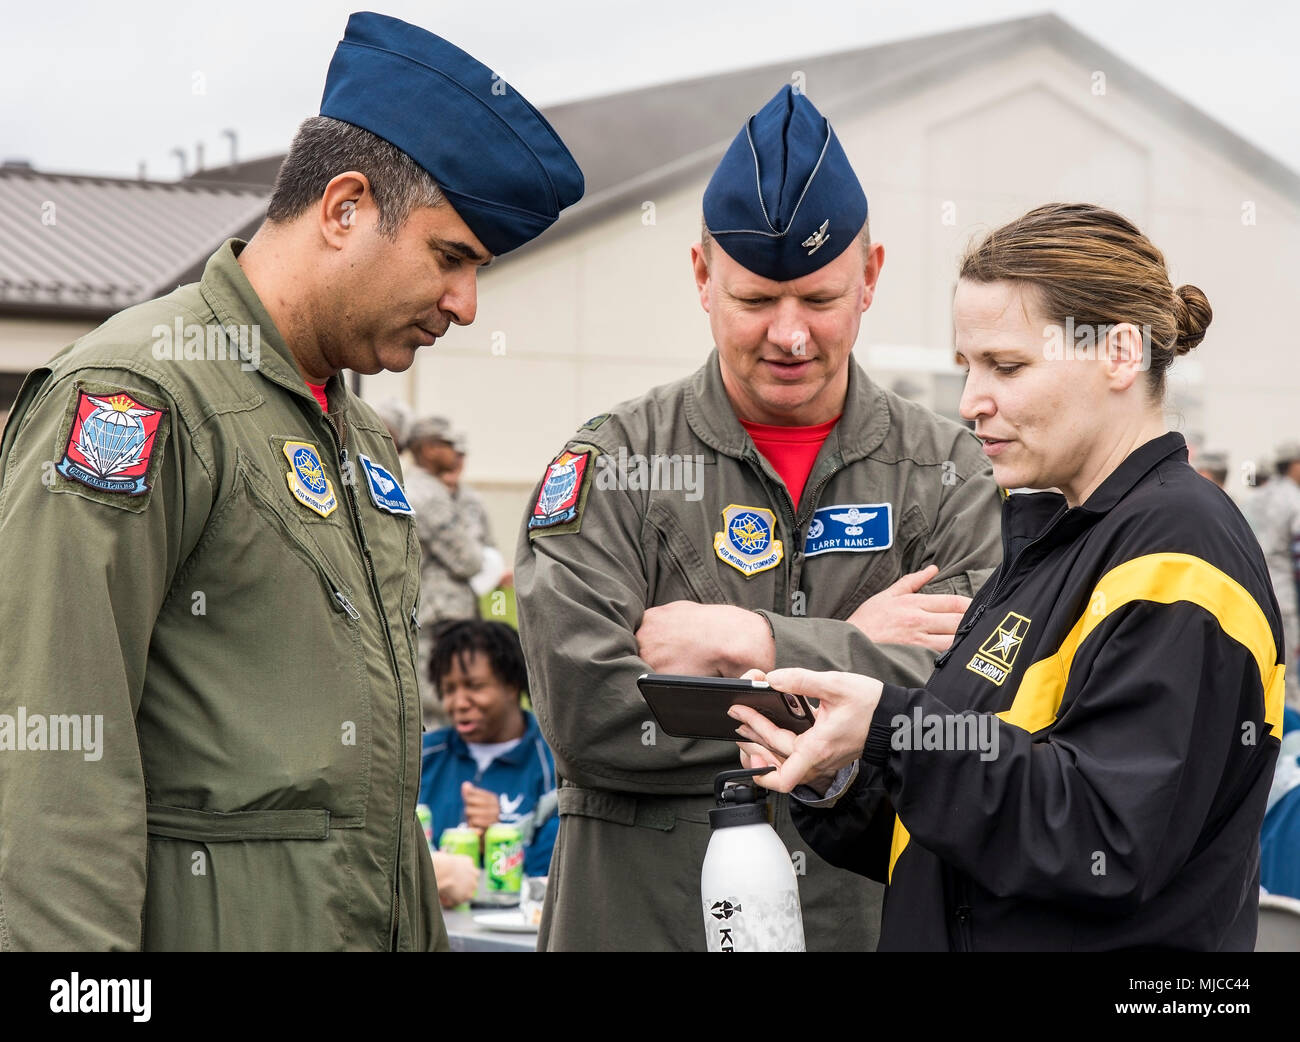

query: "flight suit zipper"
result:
(323, 413), (410, 950)
(741, 450), (841, 614)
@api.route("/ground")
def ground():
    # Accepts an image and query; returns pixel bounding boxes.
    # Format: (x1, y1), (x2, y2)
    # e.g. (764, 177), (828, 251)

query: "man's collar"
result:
(685, 349), (890, 462)
(198, 238), (349, 411)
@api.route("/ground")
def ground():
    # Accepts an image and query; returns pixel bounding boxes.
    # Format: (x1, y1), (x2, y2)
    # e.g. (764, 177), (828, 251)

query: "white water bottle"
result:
(701, 767), (806, 952)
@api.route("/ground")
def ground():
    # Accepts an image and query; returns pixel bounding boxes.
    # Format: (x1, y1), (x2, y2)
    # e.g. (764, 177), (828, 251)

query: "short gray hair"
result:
(266, 115), (445, 238)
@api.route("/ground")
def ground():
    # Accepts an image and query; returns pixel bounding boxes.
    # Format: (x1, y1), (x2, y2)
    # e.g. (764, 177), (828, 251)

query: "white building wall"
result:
(371, 40), (1300, 544)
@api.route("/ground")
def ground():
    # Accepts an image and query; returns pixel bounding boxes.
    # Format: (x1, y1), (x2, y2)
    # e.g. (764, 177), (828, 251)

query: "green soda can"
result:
(484, 822), (525, 903)
(439, 825), (481, 865)
(416, 804), (434, 848)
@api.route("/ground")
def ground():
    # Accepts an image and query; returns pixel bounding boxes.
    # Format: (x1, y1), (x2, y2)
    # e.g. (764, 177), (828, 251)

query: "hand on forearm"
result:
(846, 564), (971, 652)
(636, 601), (775, 676)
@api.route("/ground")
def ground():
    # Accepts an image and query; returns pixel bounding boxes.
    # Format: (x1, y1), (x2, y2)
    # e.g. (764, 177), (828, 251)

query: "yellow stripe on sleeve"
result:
(887, 552), (1283, 882)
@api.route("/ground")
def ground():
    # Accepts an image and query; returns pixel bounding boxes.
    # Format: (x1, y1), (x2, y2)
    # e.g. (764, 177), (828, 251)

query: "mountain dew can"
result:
(439, 826), (481, 865)
(416, 804), (434, 848)
(484, 823), (524, 902)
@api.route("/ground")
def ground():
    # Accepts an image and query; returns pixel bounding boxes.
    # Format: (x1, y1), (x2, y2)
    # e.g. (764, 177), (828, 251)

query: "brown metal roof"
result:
(0, 168), (267, 317)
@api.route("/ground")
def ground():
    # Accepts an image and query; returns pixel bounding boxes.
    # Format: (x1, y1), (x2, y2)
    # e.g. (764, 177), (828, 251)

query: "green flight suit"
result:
(0, 239), (446, 951)
(515, 352), (1002, 952)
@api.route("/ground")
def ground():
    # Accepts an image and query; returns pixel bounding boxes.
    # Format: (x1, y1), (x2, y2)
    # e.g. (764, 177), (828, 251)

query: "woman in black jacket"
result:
(731, 203), (1284, 951)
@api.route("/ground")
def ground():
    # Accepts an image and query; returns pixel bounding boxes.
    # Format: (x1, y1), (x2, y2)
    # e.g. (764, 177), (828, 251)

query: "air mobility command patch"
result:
(714, 504), (783, 576)
(282, 440), (338, 518)
(528, 448), (592, 534)
(358, 454), (413, 515)
(803, 503), (893, 556)
(966, 612), (1031, 686)
(57, 389), (167, 496)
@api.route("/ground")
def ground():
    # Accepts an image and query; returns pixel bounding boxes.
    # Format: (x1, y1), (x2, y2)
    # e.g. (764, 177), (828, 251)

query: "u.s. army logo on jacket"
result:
(966, 612), (1031, 686)
(714, 504), (783, 576)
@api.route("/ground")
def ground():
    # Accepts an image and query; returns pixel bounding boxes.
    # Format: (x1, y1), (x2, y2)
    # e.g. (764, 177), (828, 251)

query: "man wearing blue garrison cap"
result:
(0, 11), (581, 952)
(516, 85), (1002, 951)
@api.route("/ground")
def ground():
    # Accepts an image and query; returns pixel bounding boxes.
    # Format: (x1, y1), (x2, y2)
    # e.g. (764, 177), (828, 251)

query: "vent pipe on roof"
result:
(222, 129), (238, 168)
(172, 148), (188, 179)
(195, 141), (205, 172)
(138, 161), (147, 181)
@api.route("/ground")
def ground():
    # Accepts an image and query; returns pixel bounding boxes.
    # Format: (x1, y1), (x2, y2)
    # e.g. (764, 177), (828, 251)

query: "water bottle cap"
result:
(709, 767), (774, 829)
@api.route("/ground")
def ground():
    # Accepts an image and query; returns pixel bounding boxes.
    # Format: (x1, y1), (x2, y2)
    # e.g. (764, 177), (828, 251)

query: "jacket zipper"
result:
(933, 513), (1063, 669)
(324, 415), (410, 950)
(955, 902), (974, 952)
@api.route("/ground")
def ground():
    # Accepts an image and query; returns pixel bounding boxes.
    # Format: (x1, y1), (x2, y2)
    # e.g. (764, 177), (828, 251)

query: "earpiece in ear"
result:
(341, 200), (356, 228)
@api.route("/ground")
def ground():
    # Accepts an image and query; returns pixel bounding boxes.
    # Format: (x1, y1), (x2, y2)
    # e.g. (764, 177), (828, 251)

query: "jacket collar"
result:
(684, 348), (891, 465)
(1004, 431), (1190, 548)
(198, 238), (352, 416)
(447, 710), (539, 766)
(1073, 430), (1189, 515)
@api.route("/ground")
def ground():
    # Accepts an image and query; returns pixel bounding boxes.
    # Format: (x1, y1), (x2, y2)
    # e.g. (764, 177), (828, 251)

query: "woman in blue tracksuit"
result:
(731, 203), (1283, 951)
(419, 620), (558, 878)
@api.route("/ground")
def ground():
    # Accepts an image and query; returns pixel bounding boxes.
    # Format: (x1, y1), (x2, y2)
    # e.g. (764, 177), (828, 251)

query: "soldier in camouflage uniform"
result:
(407, 416), (483, 726)
(1254, 442), (1300, 707)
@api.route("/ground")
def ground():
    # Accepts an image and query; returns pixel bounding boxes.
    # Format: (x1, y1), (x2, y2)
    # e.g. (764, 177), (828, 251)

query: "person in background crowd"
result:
(406, 415), (484, 726)
(1194, 449), (1228, 490)
(1254, 442), (1300, 708)
(374, 397), (414, 457)
(429, 425), (514, 597)
(419, 620), (558, 878)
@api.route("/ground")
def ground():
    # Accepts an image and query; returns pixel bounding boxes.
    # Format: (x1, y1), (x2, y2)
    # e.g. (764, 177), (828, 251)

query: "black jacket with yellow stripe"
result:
(791, 432), (1284, 951)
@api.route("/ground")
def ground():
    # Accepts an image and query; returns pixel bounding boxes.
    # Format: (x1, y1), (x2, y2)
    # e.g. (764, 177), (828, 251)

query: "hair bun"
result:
(1172, 284), (1212, 355)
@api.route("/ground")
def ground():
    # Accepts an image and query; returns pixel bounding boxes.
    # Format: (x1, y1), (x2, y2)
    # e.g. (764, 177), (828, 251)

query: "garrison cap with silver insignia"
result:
(702, 85), (868, 282)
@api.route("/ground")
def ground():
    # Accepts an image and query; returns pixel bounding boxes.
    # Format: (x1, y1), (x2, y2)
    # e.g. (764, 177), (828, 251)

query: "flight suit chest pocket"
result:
(645, 501), (730, 605)
(232, 456), (373, 823)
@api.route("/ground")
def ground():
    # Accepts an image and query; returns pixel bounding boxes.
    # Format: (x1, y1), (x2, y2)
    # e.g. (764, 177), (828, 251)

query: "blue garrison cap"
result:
(703, 86), (867, 282)
(319, 12), (584, 255)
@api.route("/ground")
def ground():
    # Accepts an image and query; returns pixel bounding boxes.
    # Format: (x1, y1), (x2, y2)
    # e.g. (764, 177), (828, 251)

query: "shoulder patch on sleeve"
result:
(579, 413), (610, 433)
(52, 381), (171, 512)
(527, 447), (595, 537)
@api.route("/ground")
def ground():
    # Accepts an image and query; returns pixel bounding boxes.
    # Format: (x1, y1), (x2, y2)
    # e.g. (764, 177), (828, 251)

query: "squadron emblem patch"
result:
(57, 390), (166, 495)
(713, 504), (783, 577)
(282, 440), (338, 518)
(529, 449), (590, 531)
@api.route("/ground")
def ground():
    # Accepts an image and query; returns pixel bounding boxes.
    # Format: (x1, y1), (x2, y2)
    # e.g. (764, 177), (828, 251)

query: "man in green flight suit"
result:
(0, 12), (582, 951)
(515, 86), (1002, 951)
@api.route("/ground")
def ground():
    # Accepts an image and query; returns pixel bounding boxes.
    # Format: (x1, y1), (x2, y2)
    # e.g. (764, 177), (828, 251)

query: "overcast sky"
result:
(3, 0), (1297, 180)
